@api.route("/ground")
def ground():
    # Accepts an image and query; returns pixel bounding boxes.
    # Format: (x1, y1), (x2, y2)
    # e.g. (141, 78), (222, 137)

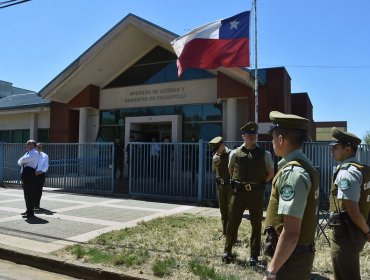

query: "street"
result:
(0, 259), (80, 280)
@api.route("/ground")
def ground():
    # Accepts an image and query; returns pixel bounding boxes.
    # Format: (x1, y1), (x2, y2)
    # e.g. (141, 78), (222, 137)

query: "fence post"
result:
(197, 139), (204, 202)
(0, 142), (3, 184)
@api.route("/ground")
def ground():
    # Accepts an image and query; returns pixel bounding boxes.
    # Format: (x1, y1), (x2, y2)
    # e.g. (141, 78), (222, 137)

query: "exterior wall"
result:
(0, 110), (49, 129)
(261, 67), (292, 119)
(292, 92), (315, 141)
(316, 121), (347, 141)
(50, 102), (79, 142)
(68, 84), (100, 109)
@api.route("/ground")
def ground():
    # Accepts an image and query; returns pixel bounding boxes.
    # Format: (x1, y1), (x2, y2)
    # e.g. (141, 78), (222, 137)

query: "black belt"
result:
(216, 178), (231, 185)
(232, 180), (264, 192)
(292, 242), (315, 255)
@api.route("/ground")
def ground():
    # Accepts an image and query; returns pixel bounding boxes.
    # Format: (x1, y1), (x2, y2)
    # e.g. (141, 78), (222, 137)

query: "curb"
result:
(0, 244), (151, 280)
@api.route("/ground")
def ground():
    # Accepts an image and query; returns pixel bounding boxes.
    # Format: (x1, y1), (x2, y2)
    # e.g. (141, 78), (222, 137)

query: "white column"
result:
(29, 112), (38, 140)
(226, 98), (238, 141)
(79, 108), (88, 143)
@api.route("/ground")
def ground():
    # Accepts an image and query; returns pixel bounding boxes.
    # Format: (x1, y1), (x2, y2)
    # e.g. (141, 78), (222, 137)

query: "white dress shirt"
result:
(18, 148), (40, 171)
(36, 152), (49, 173)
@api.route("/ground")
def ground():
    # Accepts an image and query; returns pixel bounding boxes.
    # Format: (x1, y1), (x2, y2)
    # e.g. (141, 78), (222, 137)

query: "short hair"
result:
(26, 140), (36, 147)
(338, 143), (358, 154)
(36, 142), (43, 148)
(274, 127), (305, 147)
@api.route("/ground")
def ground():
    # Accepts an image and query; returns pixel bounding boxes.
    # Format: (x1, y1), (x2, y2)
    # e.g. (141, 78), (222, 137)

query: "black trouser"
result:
(35, 172), (46, 208)
(22, 167), (36, 215)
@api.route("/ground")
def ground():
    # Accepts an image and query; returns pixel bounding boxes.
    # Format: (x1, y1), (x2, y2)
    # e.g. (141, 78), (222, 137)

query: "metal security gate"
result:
(1, 143), (114, 194)
(128, 141), (370, 204)
(128, 142), (201, 202)
(1, 142), (369, 200)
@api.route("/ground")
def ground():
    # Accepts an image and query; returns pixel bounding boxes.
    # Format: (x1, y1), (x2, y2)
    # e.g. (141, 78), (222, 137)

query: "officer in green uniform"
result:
(264, 111), (319, 280)
(222, 122), (274, 265)
(209, 136), (233, 236)
(329, 127), (370, 280)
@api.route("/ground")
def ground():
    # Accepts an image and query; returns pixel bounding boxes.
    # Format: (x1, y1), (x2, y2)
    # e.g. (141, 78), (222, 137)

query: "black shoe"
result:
(249, 256), (258, 267)
(21, 211), (27, 216)
(26, 213), (35, 219)
(221, 253), (234, 264)
(34, 207), (40, 211)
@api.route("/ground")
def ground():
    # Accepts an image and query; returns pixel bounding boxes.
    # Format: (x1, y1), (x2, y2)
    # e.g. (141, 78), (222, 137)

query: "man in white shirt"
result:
(18, 140), (40, 219)
(35, 143), (49, 210)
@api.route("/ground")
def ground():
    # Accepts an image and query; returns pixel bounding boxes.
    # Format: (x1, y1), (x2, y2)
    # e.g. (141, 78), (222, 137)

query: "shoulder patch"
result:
(338, 178), (351, 191)
(281, 185), (295, 201)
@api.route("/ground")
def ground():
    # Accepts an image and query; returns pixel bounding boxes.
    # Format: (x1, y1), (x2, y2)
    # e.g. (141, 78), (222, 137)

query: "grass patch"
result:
(112, 248), (150, 267)
(189, 259), (239, 280)
(57, 214), (370, 279)
(152, 256), (177, 277)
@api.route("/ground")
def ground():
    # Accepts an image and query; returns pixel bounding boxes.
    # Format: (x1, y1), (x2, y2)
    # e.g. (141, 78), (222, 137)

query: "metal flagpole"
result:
(254, 0), (258, 124)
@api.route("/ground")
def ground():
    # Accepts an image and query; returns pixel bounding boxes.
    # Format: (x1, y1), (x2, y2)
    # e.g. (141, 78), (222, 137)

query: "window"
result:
(37, 129), (49, 143)
(99, 104), (223, 142)
(0, 129), (29, 143)
(104, 46), (214, 88)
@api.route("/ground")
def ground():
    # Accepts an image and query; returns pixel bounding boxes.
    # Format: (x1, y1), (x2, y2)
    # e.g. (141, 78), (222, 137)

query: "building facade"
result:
(39, 14), (320, 147)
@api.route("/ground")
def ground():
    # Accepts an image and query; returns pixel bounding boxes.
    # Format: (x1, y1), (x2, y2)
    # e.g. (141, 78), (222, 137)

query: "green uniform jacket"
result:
(265, 158), (319, 244)
(330, 162), (370, 222)
(212, 147), (231, 181)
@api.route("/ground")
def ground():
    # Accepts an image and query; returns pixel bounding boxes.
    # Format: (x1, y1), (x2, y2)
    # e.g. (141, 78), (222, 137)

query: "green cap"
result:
(330, 127), (361, 147)
(240, 121), (258, 134)
(208, 136), (223, 152)
(269, 111), (309, 133)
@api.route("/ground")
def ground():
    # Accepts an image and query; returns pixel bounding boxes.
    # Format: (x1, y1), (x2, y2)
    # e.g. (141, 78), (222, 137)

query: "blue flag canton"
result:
(219, 11), (250, 39)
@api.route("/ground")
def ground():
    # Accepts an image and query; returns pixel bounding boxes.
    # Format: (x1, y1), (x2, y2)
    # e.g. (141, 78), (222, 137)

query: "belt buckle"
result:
(245, 183), (252, 191)
(220, 179), (224, 185)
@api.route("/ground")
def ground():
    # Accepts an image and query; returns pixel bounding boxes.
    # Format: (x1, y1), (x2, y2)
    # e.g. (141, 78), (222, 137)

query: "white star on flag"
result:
(230, 20), (239, 30)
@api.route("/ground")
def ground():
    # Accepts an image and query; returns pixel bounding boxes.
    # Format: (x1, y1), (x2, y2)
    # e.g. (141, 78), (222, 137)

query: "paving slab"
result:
(0, 187), (210, 279)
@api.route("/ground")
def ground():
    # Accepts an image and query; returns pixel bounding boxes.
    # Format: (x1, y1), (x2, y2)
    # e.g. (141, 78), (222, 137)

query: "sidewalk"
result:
(0, 187), (220, 280)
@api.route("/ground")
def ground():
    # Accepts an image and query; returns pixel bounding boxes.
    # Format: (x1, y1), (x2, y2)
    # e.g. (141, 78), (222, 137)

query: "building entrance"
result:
(140, 123), (171, 142)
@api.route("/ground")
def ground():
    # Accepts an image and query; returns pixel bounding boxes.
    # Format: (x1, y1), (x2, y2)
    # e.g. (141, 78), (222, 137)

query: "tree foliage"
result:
(364, 131), (370, 145)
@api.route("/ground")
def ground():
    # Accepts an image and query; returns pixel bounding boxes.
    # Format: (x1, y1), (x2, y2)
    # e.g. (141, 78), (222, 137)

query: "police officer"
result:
(209, 136), (233, 236)
(223, 122), (274, 265)
(18, 139), (40, 219)
(329, 127), (370, 280)
(264, 111), (319, 280)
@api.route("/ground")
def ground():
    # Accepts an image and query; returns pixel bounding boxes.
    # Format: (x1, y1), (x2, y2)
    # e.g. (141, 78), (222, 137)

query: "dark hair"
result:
(274, 127), (305, 147)
(339, 143), (358, 155)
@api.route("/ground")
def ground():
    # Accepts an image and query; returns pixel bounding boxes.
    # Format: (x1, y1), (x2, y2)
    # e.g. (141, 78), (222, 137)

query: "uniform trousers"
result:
(330, 226), (366, 280)
(21, 167), (36, 215)
(224, 187), (263, 258)
(35, 172), (46, 208)
(276, 249), (315, 280)
(216, 183), (233, 235)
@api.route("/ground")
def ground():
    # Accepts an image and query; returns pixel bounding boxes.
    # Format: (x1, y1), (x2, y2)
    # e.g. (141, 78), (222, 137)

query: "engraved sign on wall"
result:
(100, 79), (216, 109)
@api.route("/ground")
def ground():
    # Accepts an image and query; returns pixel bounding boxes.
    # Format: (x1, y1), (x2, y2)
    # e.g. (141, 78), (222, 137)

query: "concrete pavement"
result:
(0, 187), (220, 279)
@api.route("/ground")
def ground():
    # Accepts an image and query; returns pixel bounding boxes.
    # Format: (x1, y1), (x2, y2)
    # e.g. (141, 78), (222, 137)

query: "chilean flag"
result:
(171, 11), (250, 77)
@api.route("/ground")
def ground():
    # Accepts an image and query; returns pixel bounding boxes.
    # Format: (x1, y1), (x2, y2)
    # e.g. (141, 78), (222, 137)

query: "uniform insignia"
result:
(338, 178), (351, 190)
(281, 185), (294, 201)
(247, 152), (253, 159)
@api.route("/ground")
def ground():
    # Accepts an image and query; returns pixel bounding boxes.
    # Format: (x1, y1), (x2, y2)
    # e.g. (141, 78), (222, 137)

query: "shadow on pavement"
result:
(34, 208), (56, 215)
(25, 216), (49, 224)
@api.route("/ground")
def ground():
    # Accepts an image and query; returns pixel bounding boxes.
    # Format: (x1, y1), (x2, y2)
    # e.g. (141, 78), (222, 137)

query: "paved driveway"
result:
(0, 188), (199, 254)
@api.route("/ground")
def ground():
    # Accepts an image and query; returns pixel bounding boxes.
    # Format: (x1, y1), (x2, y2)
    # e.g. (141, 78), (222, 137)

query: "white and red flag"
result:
(171, 11), (250, 77)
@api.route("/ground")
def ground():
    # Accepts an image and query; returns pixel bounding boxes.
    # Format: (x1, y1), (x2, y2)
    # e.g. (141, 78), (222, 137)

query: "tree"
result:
(364, 131), (370, 145)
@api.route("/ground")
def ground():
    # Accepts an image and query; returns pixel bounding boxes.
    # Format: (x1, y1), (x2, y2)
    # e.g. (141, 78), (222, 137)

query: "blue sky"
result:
(1, 0), (369, 140)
